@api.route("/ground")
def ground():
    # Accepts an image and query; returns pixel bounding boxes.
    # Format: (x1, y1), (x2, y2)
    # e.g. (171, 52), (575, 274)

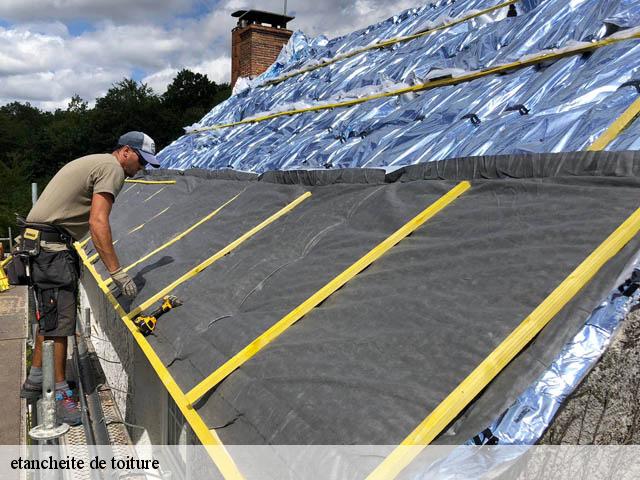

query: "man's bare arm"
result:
(89, 192), (120, 273)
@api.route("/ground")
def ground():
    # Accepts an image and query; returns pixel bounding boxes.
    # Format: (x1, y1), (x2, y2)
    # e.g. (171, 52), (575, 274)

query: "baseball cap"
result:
(117, 131), (160, 167)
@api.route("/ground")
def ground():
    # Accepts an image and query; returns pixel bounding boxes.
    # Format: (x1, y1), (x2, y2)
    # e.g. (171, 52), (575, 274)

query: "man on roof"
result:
(18, 131), (161, 426)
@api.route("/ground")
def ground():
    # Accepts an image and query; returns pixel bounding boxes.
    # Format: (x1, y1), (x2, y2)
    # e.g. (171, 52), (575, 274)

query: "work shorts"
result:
(31, 249), (79, 337)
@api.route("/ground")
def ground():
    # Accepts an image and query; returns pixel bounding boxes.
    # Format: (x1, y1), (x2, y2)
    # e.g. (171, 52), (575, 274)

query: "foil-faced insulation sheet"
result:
(159, 0), (640, 172)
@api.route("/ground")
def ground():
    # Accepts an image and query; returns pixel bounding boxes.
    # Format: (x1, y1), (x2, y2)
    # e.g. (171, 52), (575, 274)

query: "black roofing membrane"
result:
(81, 152), (640, 446)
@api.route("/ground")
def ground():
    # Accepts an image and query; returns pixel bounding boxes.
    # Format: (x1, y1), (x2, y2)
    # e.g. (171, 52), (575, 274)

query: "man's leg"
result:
(23, 331), (69, 392)
(51, 286), (81, 426)
(32, 331), (42, 368)
(52, 336), (68, 383)
(22, 285), (80, 426)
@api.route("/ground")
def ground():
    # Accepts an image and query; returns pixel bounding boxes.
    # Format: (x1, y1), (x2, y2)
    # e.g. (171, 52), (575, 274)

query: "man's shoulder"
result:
(69, 153), (119, 168)
(65, 154), (123, 178)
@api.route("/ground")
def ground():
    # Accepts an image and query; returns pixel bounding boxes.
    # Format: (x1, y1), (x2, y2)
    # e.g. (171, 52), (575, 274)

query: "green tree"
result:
(0, 102), (53, 181)
(67, 94), (88, 114)
(89, 79), (167, 150)
(0, 70), (233, 237)
(163, 69), (221, 111)
(162, 69), (231, 138)
(36, 95), (95, 175)
(0, 155), (32, 246)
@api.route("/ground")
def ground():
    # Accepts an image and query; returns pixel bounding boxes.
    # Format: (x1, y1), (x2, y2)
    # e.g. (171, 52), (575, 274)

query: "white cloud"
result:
(0, 0), (424, 109)
(142, 56), (231, 94)
(228, 0), (420, 38)
(141, 68), (180, 95)
(0, 67), (127, 103)
(14, 21), (69, 36)
(0, 28), (67, 75)
(69, 23), (190, 70)
(0, 0), (195, 23)
(188, 57), (231, 84)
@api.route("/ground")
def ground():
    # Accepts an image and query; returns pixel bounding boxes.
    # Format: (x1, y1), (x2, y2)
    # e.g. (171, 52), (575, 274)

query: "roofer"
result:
(16, 131), (160, 426)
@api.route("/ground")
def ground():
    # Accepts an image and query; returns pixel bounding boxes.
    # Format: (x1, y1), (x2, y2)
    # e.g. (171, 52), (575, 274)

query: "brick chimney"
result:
(231, 9), (295, 87)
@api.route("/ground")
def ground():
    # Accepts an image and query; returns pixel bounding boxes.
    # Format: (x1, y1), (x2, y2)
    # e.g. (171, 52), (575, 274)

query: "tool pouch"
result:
(19, 228), (42, 257)
(38, 288), (59, 332)
(31, 250), (78, 289)
(6, 255), (29, 285)
(7, 224), (41, 286)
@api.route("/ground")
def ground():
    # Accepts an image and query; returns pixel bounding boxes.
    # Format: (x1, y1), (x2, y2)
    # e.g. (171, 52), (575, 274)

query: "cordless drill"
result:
(133, 295), (182, 335)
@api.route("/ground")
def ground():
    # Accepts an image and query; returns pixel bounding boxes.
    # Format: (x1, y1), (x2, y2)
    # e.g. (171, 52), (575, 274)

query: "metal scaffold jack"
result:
(29, 340), (70, 440)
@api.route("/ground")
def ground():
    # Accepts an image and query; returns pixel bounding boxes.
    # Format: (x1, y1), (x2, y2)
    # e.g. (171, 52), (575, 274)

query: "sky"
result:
(0, 0), (418, 110)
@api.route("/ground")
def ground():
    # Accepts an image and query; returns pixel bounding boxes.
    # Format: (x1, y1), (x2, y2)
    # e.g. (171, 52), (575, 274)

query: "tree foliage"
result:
(0, 70), (231, 244)
(162, 69), (231, 139)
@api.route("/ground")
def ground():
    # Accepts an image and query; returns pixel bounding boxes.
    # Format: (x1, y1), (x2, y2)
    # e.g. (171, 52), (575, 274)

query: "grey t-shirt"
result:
(27, 154), (125, 240)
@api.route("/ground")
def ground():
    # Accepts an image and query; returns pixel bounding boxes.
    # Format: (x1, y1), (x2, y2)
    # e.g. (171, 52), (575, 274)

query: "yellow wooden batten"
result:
(124, 191), (312, 322)
(74, 243), (246, 479)
(186, 181), (470, 405)
(100, 192), (242, 285)
(261, 0), (518, 88)
(366, 205), (640, 479)
(588, 96), (640, 151)
(124, 179), (176, 185)
(188, 29), (640, 134)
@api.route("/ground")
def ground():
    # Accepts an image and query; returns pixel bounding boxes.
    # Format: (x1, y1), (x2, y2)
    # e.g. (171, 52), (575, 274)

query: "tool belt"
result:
(6, 217), (76, 286)
(6, 217), (79, 332)
(16, 217), (73, 249)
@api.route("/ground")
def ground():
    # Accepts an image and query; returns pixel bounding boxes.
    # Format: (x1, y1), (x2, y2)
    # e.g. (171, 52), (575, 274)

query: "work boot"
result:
(55, 389), (82, 426)
(20, 378), (42, 400)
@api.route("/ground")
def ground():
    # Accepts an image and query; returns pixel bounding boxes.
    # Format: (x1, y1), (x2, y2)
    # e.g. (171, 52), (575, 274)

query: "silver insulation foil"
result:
(159, 0), (640, 172)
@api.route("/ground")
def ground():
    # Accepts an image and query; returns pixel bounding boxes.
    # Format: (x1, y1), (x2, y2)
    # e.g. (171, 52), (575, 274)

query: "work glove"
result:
(110, 267), (138, 299)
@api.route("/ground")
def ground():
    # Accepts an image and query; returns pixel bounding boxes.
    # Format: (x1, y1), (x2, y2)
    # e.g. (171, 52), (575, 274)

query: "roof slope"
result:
(158, 0), (640, 172)
(80, 152), (640, 452)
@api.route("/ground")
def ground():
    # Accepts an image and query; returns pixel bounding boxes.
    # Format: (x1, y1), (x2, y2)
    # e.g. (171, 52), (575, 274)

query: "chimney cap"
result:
(231, 9), (295, 28)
